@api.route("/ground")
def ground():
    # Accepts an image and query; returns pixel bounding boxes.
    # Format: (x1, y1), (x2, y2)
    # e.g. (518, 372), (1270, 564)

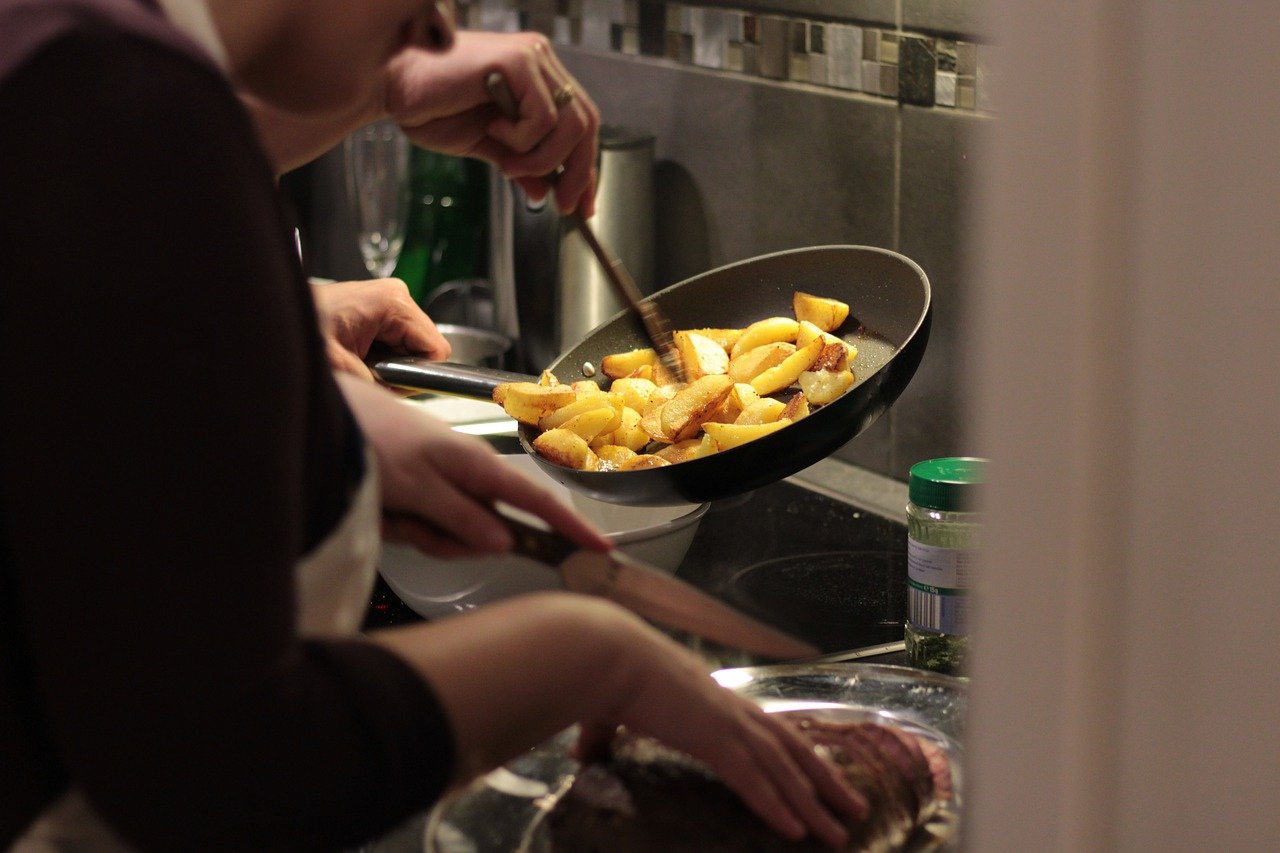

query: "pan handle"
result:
(370, 355), (533, 400)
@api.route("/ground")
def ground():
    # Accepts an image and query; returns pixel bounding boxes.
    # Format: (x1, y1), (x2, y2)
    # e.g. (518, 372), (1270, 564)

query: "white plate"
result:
(378, 455), (708, 620)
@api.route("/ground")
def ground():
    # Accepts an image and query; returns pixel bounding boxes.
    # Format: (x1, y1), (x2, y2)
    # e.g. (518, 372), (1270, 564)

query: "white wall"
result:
(966, 1), (1280, 849)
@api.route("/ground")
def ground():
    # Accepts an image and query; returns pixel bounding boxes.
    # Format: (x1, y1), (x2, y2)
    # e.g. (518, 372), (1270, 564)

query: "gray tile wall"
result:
(560, 47), (985, 481)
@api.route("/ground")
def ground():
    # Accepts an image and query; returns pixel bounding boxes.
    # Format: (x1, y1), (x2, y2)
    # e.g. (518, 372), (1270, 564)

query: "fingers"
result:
(480, 36), (600, 216)
(325, 335), (376, 381)
(370, 278), (452, 360)
(452, 450), (612, 552)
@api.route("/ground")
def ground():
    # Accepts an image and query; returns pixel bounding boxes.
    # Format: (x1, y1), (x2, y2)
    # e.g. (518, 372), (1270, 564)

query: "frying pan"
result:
(374, 245), (931, 506)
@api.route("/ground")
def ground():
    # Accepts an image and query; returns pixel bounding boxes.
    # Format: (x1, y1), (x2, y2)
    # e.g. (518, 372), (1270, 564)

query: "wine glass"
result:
(344, 119), (411, 278)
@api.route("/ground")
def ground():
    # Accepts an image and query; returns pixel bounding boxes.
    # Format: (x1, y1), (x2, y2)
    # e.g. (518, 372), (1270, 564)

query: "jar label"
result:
(907, 540), (974, 635)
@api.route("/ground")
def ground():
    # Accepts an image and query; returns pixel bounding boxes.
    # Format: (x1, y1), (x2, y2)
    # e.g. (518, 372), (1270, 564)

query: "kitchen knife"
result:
(496, 505), (818, 660)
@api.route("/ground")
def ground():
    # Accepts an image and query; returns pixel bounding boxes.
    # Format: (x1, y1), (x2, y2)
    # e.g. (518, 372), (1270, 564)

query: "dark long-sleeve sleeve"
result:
(0, 27), (454, 850)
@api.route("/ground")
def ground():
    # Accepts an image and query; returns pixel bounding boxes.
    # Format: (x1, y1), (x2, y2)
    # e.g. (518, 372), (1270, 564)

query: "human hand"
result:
(335, 373), (610, 556)
(385, 30), (601, 217)
(372, 594), (867, 847)
(312, 279), (451, 380)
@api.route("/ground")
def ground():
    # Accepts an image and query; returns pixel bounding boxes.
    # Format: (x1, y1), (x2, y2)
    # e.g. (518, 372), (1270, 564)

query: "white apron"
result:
(13, 451), (382, 852)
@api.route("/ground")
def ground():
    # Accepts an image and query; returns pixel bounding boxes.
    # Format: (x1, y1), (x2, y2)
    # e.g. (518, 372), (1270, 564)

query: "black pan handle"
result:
(370, 355), (534, 401)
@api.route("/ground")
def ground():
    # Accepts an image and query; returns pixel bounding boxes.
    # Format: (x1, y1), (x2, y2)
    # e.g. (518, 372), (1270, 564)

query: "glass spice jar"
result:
(904, 457), (986, 675)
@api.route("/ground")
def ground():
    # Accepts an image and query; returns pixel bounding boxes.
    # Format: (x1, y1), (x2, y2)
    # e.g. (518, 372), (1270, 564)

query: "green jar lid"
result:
(909, 457), (987, 511)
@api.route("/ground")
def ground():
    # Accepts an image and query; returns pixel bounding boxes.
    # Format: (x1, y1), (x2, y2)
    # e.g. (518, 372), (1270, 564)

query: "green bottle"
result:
(394, 149), (489, 306)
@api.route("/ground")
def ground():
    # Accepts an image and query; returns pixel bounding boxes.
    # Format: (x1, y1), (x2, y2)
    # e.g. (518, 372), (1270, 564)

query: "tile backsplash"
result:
(466, 0), (997, 114)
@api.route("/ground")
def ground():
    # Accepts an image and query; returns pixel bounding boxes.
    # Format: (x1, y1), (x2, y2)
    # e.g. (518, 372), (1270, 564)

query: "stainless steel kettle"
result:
(489, 125), (656, 373)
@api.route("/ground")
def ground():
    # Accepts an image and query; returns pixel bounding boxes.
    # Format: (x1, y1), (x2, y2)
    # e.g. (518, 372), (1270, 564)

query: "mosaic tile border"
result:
(463, 0), (996, 112)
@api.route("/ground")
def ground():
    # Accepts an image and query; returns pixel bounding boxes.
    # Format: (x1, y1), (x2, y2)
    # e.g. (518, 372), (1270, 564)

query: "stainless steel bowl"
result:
(437, 324), (512, 368)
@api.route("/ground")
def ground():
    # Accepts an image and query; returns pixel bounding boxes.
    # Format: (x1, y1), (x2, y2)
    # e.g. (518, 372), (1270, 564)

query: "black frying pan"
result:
(374, 245), (931, 506)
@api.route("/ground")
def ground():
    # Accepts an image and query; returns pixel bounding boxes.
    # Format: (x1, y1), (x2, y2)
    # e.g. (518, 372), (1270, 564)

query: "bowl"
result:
(437, 324), (511, 368)
(378, 454), (708, 619)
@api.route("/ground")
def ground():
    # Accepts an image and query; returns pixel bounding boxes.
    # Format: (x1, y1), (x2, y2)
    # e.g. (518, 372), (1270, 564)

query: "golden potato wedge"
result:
(594, 444), (638, 471)
(686, 328), (743, 351)
(592, 406), (650, 452)
(703, 419), (792, 451)
(572, 380), (606, 397)
(651, 359), (682, 388)
(781, 391), (810, 421)
(601, 348), (657, 379)
(643, 383), (680, 413)
(625, 363), (654, 381)
(660, 375), (735, 443)
(735, 397), (787, 425)
(533, 428), (595, 469)
(674, 331), (730, 379)
(727, 341), (795, 383)
(538, 392), (622, 431)
(655, 435), (718, 464)
(640, 402), (673, 443)
(797, 320), (858, 362)
(557, 406), (623, 443)
(706, 382), (759, 424)
(799, 368), (855, 404)
(537, 369), (559, 386)
(793, 292), (850, 332)
(494, 382), (576, 425)
(729, 317), (800, 359)
(750, 337), (825, 396)
(609, 376), (658, 413)
(619, 454), (671, 470)
(810, 341), (850, 373)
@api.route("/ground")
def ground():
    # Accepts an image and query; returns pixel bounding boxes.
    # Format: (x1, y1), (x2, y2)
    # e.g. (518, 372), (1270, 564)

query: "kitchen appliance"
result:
(370, 245), (932, 506)
(489, 124), (656, 374)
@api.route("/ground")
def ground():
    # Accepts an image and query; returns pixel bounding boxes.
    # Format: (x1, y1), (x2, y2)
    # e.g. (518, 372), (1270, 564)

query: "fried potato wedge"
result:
(674, 331), (730, 379)
(494, 382), (577, 425)
(594, 444), (638, 471)
(655, 435), (717, 464)
(810, 341), (851, 373)
(601, 347), (658, 379)
(750, 337), (825, 396)
(539, 393), (623, 431)
(797, 320), (858, 362)
(557, 406), (623, 443)
(735, 397), (787, 425)
(619, 454), (671, 470)
(793, 292), (850, 332)
(730, 317), (800, 359)
(538, 369), (559, 386)
(592, 406), (650, 452)
(781, 391), (810, 421)
(533, 428), (596, 469)
(799, 368), (855, 405)
(687, 327), (743, 351)
(609, 377), (658, 413)
(661, 375), (735, 443)
(727, 341), (795, 383)
(703, 419), (791, 451)
(640, 402), (672, 443)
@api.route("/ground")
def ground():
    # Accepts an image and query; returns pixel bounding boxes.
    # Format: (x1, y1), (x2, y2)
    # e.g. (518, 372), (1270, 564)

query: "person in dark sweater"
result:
(0, 1), (866, 850)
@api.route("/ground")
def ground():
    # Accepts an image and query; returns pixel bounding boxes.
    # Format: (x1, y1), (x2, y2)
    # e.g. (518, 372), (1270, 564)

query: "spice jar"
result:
(904, 457), (986, 674)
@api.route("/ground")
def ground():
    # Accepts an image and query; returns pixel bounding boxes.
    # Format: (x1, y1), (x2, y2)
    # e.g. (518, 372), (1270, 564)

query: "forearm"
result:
(368, 593), (650, 782)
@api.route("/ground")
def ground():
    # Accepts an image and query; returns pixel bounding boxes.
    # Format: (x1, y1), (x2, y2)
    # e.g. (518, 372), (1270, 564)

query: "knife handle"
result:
(493, 505), (582, 566)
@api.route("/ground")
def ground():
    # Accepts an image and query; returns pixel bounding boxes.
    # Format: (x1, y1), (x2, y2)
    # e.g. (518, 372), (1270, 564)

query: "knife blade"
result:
(498, 506), (817, 660)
